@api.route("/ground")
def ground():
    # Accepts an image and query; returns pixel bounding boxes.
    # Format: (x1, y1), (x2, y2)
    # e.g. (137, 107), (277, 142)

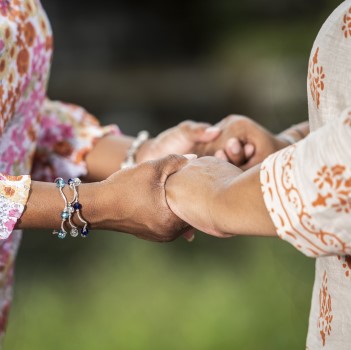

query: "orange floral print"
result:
(342, 7), (351, 38)
(3, 187), (15, 197)
(318, 271), (333, 347)
(312, 165), (351, 214)
(23, 21), (36, 47)
(262, 146), (350, 256)
(53, 141), (73, 157)
(308, 48), (325, 109)
(4, 176), (23, 182)
(337, 255), (351, 281)
(16, 48), (30, 75)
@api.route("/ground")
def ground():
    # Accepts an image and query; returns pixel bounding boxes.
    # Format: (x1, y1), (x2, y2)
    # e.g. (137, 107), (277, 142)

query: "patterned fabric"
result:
(0, 175), (30, 239)
(0, 0), (119, 341)
(260, 1), (351, 348)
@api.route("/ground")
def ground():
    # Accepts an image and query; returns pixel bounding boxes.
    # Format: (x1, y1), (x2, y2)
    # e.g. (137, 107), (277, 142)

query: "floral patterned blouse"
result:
(0, 0), (118, 342)
(260, 1), (351, 348)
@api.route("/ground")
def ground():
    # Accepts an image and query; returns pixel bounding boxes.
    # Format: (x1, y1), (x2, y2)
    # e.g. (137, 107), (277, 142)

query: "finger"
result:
(179, 121), (221, 143)
(224, 138), (246, 165)
(214, 149), (229, 161)
(158, 154), (190, 183)
(244, 143), (255, 159)
(183, 154), (198, 160)
(182, 228), (196, 242)
(201, 126), (221, 142)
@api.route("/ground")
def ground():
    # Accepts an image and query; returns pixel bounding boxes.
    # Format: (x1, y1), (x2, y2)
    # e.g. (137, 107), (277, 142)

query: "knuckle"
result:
(166, 154), (185, 166)
(179, 120), (193, 130)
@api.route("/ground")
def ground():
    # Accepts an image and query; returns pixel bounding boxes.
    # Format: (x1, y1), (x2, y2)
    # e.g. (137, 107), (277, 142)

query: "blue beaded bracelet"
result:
(53, 177), (90, 239)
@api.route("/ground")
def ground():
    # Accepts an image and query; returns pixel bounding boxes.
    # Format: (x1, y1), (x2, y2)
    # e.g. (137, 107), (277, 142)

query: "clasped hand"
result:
(99, 115), (287, 241)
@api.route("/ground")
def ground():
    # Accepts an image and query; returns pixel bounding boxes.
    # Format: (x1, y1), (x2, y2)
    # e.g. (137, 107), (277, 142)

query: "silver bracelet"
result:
(68, 178), (89, 238)
(53, 177), (90, 239)
(53, 178), (74, 239)
(121, 130), (150, 169)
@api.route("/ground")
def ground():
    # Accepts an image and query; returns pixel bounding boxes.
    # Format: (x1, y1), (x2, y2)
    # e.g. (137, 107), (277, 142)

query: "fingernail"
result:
(187, 234), (195, 242)
(184, 232), (195, 242)
(204, 126), (221, 135)
(244, 144), (255, 158)
(183, 154), (198, 160)
(228, 138), (241, 154)
(215, 150), (228, 161)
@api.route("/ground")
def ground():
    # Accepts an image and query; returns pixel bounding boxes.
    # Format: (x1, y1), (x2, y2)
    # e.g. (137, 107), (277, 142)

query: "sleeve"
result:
(31, 99), (121, 181)
(0, 174), (31, 239)
(260, 108), (351, 257)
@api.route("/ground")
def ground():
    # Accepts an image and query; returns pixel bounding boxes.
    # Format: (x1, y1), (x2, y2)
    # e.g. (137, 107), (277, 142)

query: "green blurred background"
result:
(4, 0), (340, 349)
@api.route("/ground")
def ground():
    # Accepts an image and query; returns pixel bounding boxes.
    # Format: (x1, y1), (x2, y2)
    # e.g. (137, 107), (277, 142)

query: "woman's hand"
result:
(196, 115), (289, 170)
(98, 154), (193, 242)
(165, 157), (243, 237)
(165, 157), (277, 238)
(136, 121), (221, 163)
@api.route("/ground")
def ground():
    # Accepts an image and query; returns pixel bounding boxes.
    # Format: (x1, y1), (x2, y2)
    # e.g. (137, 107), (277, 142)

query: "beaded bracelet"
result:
(68, 178), (89, 237)
(53, 177), (90, 239)
(121, 130), (149, 169)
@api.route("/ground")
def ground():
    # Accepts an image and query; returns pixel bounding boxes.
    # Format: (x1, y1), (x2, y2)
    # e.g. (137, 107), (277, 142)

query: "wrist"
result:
(135, 138), (155, 163)
(274, 135), (293, 149)
(78, 182), (106, 230)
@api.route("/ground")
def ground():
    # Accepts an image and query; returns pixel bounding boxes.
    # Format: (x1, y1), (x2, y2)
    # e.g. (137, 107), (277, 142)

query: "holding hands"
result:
(98, 154), (194, 242)
(138, 115), (297, 171)
(20, 114), (285, 242)
(103, 114), (300, 241)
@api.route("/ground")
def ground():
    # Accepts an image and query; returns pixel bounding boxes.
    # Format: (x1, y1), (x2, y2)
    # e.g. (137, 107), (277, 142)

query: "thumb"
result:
(158, 154), (195, 184)
(179, 121), (221, 143)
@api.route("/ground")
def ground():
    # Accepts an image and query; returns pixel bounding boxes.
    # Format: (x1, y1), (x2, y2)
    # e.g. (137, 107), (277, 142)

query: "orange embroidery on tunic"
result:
(318, 271), (333, 347)
(338, 255), (351, 280)
(342, 7), (351, 38)
(345, 112), (351, 127)
(264, 146), (350, 255)
(308, 48), (325, 109)
(312, 165), (351, 214)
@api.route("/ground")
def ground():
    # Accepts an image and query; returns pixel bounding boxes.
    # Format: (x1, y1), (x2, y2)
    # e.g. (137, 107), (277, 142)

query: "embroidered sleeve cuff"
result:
(260, 117), (351, 258)
(0, 174), (31, 239)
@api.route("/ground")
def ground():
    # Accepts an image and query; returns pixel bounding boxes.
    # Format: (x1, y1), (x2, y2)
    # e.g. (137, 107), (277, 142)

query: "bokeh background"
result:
(4, 0), (339, 349)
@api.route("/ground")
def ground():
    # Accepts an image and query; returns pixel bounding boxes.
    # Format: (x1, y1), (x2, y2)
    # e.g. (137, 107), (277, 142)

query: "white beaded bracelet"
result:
(121, 130), (150, 169)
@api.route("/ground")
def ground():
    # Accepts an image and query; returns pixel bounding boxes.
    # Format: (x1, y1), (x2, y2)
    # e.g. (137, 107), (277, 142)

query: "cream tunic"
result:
(261, 1), (351, 348)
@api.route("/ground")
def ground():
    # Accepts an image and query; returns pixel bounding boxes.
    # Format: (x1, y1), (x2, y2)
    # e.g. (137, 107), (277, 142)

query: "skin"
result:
(199, 115), (309, 169)
(16, 115), (308, 241)
(165, 118), (309, 239)
(165, 157), (277, 238)
(16, 119), (221, 241)
(18, 155), (194, 242)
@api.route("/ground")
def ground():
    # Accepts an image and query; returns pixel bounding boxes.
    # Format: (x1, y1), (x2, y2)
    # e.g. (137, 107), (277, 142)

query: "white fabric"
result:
(260, 1), (351, 348)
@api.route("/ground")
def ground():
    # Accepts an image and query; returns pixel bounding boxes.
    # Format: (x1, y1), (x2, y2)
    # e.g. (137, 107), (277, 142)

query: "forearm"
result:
(84, 134), (134, 181)
(16, 181), (103, 230)
(210, 165), (276, 237)
(84, 133), (158, 182)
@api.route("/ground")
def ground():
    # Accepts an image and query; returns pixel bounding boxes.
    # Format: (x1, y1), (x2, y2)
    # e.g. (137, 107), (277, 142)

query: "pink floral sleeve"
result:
(31, 99), (121, 181)
(260, 108), (351, 257)
(0, 174), (31, 239)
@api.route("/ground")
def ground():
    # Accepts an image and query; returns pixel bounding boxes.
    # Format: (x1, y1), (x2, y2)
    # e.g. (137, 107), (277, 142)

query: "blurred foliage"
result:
(4, 0), (341, 349)
(6, 233), (314, 350)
